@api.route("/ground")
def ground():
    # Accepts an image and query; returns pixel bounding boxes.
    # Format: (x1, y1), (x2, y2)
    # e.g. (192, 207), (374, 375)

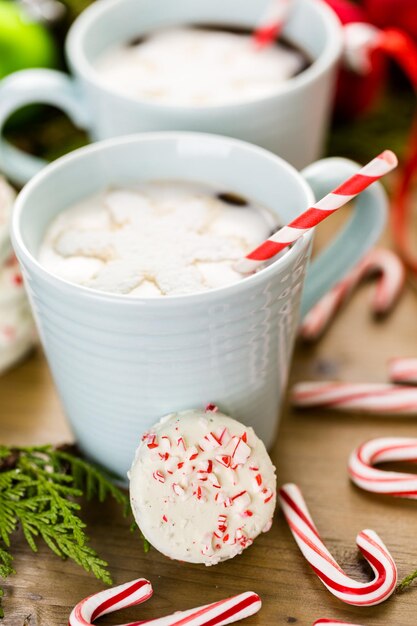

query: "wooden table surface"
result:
(1, 217), (417, 626)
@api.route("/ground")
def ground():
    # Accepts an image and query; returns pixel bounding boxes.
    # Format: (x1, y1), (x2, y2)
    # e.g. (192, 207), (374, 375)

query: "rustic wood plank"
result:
(1, 218), (417, 625)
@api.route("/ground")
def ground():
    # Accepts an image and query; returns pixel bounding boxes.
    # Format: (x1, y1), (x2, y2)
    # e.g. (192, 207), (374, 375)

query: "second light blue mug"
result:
(12, 133), (386, 477)
(0, 0), (342, 185)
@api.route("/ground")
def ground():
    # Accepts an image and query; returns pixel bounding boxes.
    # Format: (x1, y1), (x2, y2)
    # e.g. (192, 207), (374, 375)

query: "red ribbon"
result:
(372, 28), (417, 282)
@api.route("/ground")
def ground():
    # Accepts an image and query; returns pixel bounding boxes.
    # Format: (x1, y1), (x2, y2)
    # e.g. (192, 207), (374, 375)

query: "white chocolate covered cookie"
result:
(0, 177), (16, 265)
(0, 302), (34, 375)
(0, 255), (26, 306)
(0, 180), (35, 376)
(129, 407), (276, 565)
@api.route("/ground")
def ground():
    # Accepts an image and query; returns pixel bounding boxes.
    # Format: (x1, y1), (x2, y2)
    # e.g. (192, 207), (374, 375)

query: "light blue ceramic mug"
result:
(0, 0), (343, 185)
(12, 133), (386, 477)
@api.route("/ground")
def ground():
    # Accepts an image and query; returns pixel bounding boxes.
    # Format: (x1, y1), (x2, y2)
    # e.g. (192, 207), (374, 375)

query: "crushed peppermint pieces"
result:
(152, 470), (165, 483)
(142, 432), (158, 449)
(132, 410), (276, 565)
(205, 403), (219, 413)
(145, 425), (274, 555)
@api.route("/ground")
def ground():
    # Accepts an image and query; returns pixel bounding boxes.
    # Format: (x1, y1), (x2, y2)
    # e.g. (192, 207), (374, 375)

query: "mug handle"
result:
(0, 69), (91, 186)
(300, 156), (387, 318)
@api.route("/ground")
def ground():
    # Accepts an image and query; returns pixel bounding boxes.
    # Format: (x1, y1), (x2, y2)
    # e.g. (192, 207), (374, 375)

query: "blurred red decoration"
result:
(325, 0), (366, 25)
(324, 0), (417, 282)
(323, 0), (386, 119)
(325, 0), (417, 41)
(364, 0), (417, 43)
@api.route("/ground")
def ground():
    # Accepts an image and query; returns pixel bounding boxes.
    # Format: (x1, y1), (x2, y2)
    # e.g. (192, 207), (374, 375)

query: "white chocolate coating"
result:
(95, 27), (306, 107)
(0, 178), (35, 375)
(0, 305), (34, 375)
(38, 181), (278, 297)
(0, 177), (16, 264)
(0, 255), (26, 307)
(129, 408), (277, 565)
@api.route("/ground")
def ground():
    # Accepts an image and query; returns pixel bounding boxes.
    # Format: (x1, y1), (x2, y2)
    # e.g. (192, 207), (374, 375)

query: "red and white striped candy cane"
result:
(314, 620), (365, 626)
(236, 151), (397, 275)
(343, 22), (383, 74)
(279, 484), (397, 606)
(69, 578), (261, 626)
(131, 592), (261, 626)
(69, 578), (153, 626)
(299, 249), (405, 342)
(291, 382), (417, 415)
(253, 0), (293, 48)
(389, 358), (417, 385)
(349, 437), (417, 498)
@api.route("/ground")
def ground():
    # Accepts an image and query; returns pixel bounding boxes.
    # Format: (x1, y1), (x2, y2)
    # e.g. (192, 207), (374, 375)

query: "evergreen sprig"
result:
(0, 445), (143, 618)
(398, 570), (417, 592)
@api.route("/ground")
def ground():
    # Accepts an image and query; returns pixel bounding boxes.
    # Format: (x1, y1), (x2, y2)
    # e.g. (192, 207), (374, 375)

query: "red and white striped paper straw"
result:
(299, 249), (405, 342)
(236, 151), (397, 275)
(278, 483), (397, 606)
(253, 0), (294, 49)
(314, 620), (365, 626)
(291, 382), (417, 415)
(389, 358), (417, 385)
(349, 437), (417, 498)
(69, 578), (261, 626)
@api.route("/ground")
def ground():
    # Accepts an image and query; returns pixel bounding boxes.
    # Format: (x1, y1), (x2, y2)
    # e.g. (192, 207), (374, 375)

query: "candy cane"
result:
(343, 23), (383, 74)
(389, 358), (417, 385)
(69, 579), (261, 626)
(69, 579), (153, 626)
(291, 382), (417, 415)
(130, 592), (261, 626)
(314, 621), (365, 626)
(299, 249), (405, 342)
(253, 0), (294, 49)
(343, 23), (417, 88)
(236, 151), (397, 275)
(279, 484), (397, 606)
(349, 437), (417, 498)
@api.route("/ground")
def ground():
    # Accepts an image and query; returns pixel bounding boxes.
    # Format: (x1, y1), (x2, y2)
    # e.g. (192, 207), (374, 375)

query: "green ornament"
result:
(0, 1), (57, 78)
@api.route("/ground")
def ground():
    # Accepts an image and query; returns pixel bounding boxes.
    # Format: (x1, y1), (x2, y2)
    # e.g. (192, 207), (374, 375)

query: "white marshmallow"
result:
(39, 181), (279, 297)
(95, 27), (306, 107)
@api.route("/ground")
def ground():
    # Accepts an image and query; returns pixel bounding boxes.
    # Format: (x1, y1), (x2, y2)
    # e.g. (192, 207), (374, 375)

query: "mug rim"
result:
(65, 0), (343, 113)
(12, 132), (316, 308)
